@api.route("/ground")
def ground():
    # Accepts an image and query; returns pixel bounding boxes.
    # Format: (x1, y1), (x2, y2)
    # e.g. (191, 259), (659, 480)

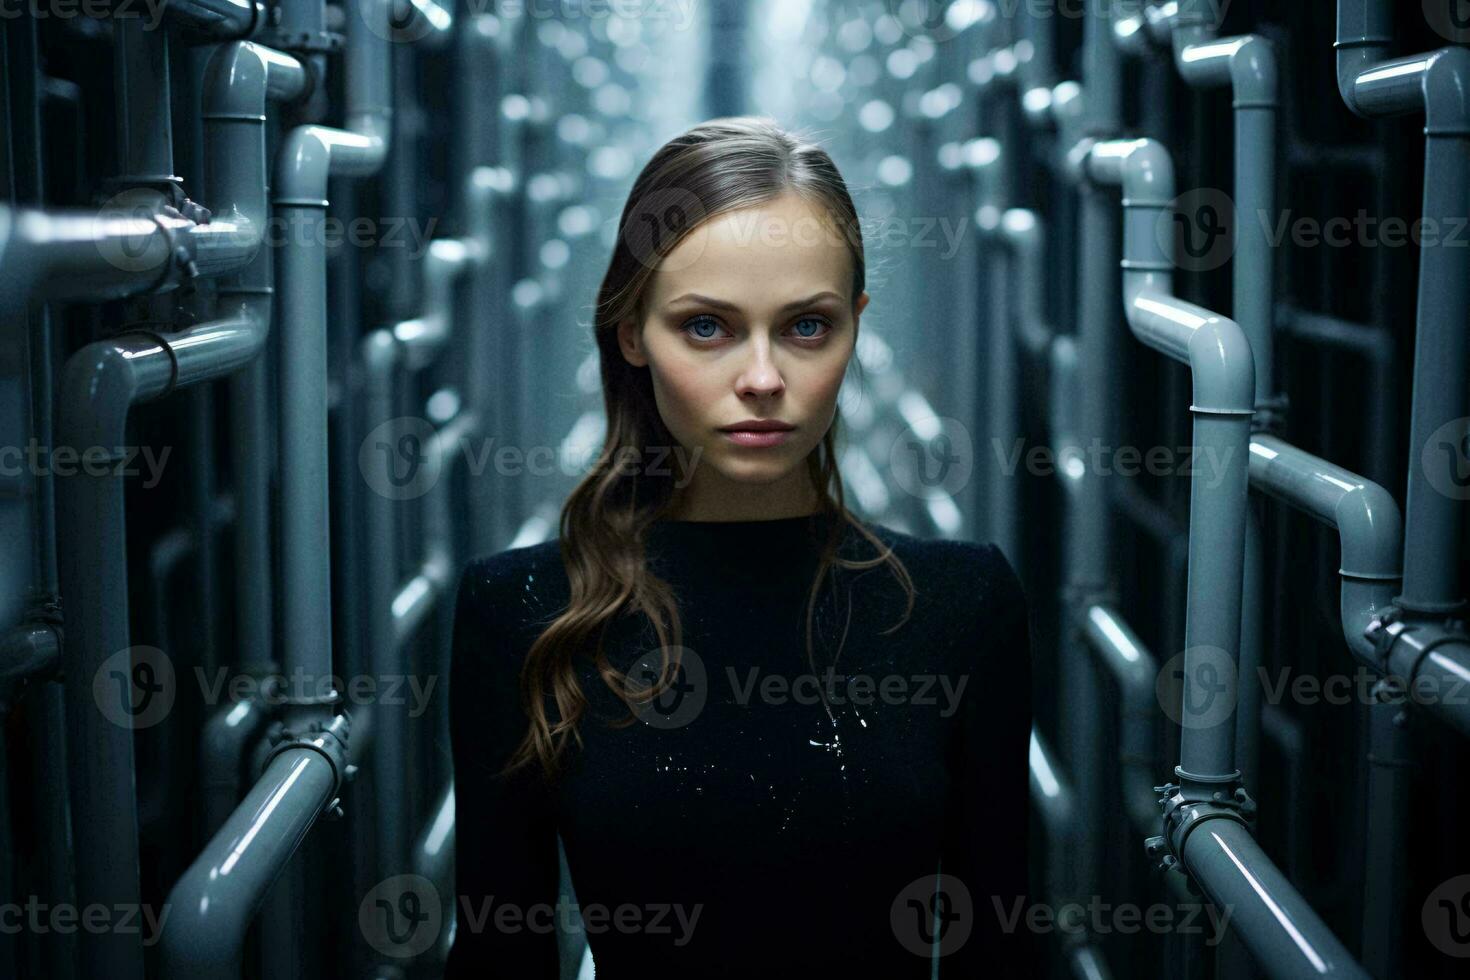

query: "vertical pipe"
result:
(1059, 0), (1122, 918)
(1359, 698), (1411, 974)
(1399, 91), (1470, 610)
(113, 16), (176, 180)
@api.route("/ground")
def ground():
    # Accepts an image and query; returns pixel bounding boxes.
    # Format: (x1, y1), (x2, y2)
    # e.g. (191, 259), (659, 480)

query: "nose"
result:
(735, 336), (785, 400)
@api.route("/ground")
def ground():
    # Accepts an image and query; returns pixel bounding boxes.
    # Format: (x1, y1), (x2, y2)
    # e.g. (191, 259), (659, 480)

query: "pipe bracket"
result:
(260, 707), (352, 802)
(1364, 607), (1470, 686)
(1145, 776), (1258, 897)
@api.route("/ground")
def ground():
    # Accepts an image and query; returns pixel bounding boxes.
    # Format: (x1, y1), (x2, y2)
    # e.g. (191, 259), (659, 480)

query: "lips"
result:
(718, 420), (794, 432)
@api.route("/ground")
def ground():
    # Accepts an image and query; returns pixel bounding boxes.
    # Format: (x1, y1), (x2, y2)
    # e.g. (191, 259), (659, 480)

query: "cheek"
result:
(649, 355), (718, 427)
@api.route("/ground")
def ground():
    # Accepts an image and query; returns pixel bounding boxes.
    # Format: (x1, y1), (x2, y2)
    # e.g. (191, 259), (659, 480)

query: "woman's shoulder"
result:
(856, 521), (1026, 612)
(452, 539), (569, 666)
(457, 538), (565, 603)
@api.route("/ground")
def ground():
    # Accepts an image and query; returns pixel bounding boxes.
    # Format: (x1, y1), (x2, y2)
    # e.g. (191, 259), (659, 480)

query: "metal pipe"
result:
(159, 714), (350, 978)
(1246, 434), (1402, 664)
(272, 0), (392, 728)
(164, 0), (265, 41)
(1055, 7), (1122, 925)
(1081, 604), (1161, 841)
(1335, 1), (1470, 614)
(1182, 820), (1367, 978)
(1029, 728), (1074, 909)
(112, 15), (175, 183)
(1087, 136), (1252, 781)
(409, 782), (457, 971)
(58, 313), (269, 980)
(1090, 136), (1369, 978)
(997, 208), (1056, 359)
(356, 206), (481, 887)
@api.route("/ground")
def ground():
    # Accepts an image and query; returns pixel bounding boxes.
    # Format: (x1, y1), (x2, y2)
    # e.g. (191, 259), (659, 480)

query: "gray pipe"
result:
(358, 242), (473, 885)
(164, 0), (264, 41)
(409, 782), (457, 971)
(112, 15), (174, 182)
(1183, 819), (1366, 978)
(58, 313), (269, 980)
(159, 714), (350, 978)
(1245, 432), (1407, 974)
(1335, 1), (1470, 614)
(1246, 434), (1402, 662)
(1055, 6), (1121, 923)
(1090, 136), (1370, 979)
(272, 0), (391, 728)
(1081, 604), (1160, 841)
(998, 208), (1056, 359)
(1328, 2), (1470, 741)
(204, 40), (309, 683)
(1087, 136), (1253, 779)
(1028, 728), (1074, 911)
(0, 204), (249, 314)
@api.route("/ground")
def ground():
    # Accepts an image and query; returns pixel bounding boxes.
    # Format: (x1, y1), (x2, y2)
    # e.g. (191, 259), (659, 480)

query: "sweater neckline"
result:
(645, 510), (845, 586)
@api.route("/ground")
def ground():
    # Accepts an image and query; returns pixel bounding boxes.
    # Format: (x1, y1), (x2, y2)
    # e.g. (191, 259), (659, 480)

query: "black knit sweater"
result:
(444, 511), (1036, 978)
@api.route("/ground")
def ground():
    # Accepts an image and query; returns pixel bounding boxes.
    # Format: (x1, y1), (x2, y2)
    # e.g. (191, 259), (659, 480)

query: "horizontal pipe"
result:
(1247, 435), (1402, 662)
(164, 0), (265, 41)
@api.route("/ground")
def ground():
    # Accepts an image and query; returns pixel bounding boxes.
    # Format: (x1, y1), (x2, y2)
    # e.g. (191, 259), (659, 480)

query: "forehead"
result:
(647, 192), (852, 309)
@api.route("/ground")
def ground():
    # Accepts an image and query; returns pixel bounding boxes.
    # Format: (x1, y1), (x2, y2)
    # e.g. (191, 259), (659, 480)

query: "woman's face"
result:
(617, 190), (869, 520)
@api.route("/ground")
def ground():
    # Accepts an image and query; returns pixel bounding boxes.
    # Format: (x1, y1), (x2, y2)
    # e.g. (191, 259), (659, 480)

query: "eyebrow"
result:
(663, 291), (845, 313)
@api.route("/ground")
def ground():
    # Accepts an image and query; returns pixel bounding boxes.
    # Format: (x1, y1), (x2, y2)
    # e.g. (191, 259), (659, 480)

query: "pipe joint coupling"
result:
(261, 708), (352, 820)
(1145, 773), (1257, 896)
(1364, 607), (1470, 685)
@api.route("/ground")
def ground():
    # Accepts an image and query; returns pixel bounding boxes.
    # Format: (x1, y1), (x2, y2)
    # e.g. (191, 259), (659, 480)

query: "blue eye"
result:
(791, 316), (832, 340)
(682, 315), (724, 340)
(679, 314), (833, 343)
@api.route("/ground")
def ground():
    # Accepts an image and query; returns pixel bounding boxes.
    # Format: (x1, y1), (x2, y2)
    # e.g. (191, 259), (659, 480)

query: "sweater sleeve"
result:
(939, 542), (1038, 978)
(444, 557), (563, 979)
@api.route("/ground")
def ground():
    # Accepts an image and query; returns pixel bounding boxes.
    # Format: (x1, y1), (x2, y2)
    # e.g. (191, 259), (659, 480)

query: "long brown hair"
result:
(502, 116), (915, 786)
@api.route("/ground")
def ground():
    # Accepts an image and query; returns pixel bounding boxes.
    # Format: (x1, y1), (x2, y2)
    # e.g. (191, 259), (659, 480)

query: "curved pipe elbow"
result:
(60, 343), (142, 451)
(1086, 137), (1176, 203)
(1332, 480), (1403, 581)
(1229, 34), (1279, 107)
(1423, 45), (1470, 135)
(202, 41), (306, 120)
(274, 126), (336, 207)
(1335, 0), (1393, 117)
(274, 114), (390, 206)
(1121, 138), (1174, 202)
(1184, 310), (1255, 414)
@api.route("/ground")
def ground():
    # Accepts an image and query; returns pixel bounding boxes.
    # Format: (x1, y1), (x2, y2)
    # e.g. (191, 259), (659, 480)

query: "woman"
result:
(444, 117), (1035, 978)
